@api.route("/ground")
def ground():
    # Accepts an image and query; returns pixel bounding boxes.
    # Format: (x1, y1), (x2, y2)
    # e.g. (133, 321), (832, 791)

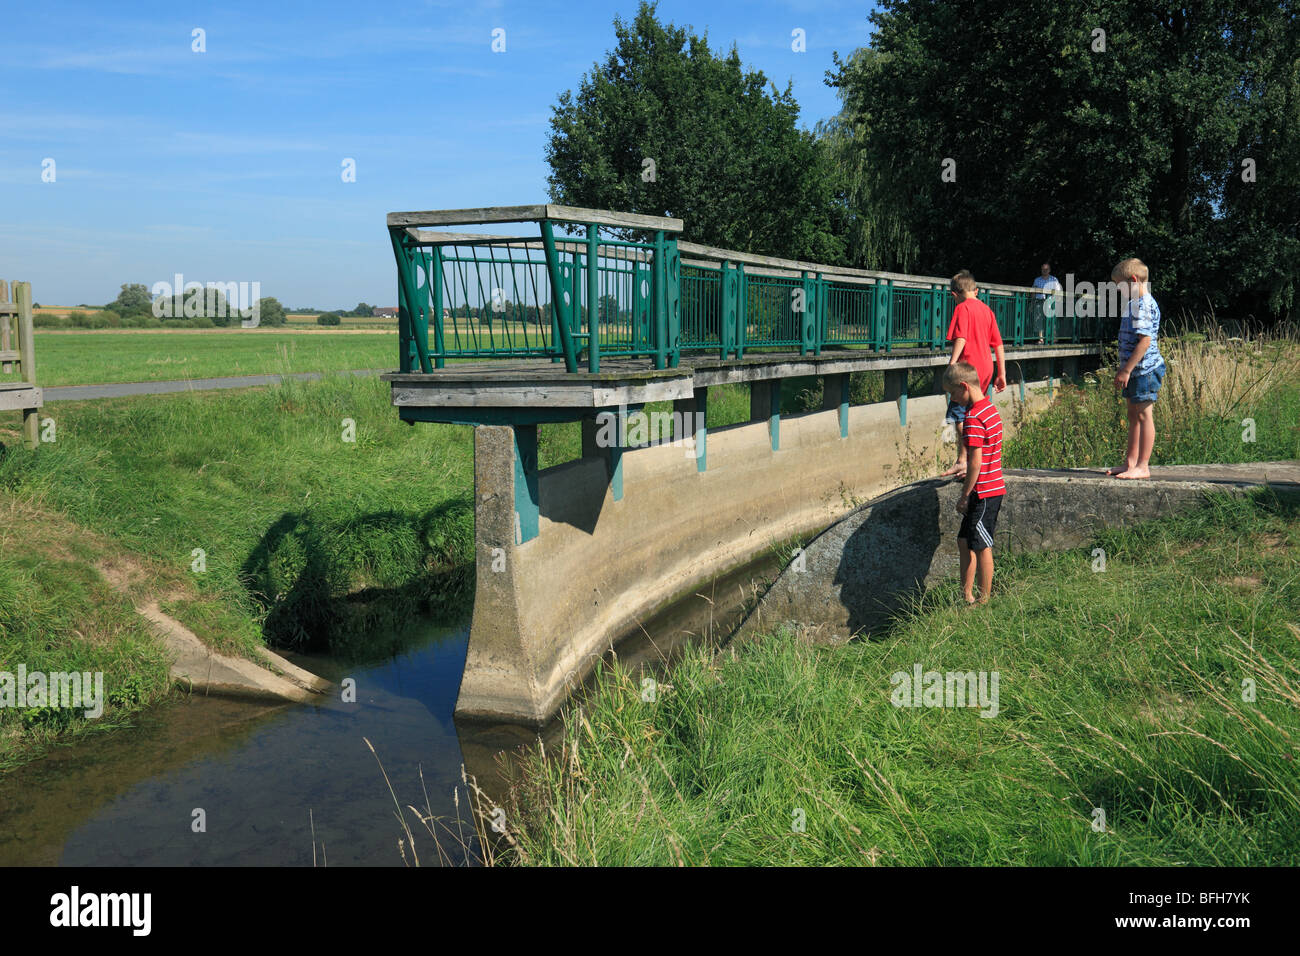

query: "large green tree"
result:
(827, 0), (1299, 321)
(546, 1), (843, 262)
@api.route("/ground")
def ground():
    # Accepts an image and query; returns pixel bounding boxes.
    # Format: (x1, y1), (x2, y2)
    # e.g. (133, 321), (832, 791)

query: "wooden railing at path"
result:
(0, 280), (41, 449)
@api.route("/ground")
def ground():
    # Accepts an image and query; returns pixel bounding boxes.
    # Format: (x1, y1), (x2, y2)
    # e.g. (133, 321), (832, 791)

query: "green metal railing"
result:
(389, 207), (1106, 373)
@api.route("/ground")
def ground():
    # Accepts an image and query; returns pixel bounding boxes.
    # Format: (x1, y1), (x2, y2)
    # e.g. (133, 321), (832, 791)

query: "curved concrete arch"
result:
(458, 380), (1061, 724)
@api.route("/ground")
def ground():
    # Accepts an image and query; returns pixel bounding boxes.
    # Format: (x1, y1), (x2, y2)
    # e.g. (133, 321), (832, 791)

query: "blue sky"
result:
(2, 0), (876, 310)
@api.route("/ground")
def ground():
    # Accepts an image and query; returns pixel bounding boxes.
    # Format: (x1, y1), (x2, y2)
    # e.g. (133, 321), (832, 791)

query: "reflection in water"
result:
(0, 552), (779, 866)
(0, 622), (474, 867)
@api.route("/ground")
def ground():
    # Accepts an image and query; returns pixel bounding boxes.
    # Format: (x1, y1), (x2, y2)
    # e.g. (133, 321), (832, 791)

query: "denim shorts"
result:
(1123, 362), (1166, 403)
(945, 399), (967, 424)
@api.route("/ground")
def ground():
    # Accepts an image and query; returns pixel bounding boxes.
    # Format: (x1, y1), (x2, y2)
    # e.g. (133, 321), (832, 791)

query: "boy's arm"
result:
(949, 337), (966, 364)
(959, 447), (982, 508)
(993, 344), (1007, 391)
(1115, 336), (1150, 387)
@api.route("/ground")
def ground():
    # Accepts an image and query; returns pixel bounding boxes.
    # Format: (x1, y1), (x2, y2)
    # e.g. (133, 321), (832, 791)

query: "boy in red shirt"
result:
(942, 361), (1007, 605)
(940, 271), (1007, 478)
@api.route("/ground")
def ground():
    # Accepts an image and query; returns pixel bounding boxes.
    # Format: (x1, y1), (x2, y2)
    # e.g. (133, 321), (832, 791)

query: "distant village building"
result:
(373, 306), (398, 318)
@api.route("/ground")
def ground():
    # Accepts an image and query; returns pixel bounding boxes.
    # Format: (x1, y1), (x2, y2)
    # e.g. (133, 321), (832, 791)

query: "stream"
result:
(0, 554), (776, 866)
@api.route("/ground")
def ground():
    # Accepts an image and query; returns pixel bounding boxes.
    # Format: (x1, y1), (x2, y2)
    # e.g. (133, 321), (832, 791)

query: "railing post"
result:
(736, 263), (747, 359)
(665, 237), (681, 368)
(719, 261), (734, 359)
(540, 220), (579, 373)
(389, 229), (432, 373)
(15, 282), (38, 450)
(795, 270), (806, 356)
(586, 223), (600, 372)
(815, 272), (827, 355)
(651, 230), (667, 369)
(430, 246), (446, 368)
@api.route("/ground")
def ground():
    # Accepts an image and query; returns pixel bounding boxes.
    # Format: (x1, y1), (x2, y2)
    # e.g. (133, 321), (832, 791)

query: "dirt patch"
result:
(1225, 575), (1263, 591)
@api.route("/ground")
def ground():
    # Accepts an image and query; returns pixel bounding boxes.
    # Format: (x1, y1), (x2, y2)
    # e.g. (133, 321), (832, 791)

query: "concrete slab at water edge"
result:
(739, 462), (1299, 645)
(140, 602), (332, 704)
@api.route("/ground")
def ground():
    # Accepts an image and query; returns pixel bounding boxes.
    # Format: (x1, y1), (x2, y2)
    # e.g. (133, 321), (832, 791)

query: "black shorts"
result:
(958, 494), (1004, 552)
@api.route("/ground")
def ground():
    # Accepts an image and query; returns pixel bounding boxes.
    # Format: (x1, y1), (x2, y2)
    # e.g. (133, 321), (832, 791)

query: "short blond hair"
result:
(943, 362), (980, 390)
(1111, 258), (1149, 283)
(950, 270), (978, 295)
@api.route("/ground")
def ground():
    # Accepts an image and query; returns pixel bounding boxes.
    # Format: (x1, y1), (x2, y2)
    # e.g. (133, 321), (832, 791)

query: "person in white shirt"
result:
(1030, 262), (1061, 342)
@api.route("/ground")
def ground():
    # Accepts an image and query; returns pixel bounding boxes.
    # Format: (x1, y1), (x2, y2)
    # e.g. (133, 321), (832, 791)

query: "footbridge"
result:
(381, 205), (1105, 724)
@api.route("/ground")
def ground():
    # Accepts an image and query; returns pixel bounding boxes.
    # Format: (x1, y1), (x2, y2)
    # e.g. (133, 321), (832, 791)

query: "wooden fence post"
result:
(15, 282), (38, 449)
(0, 279), (10, 374)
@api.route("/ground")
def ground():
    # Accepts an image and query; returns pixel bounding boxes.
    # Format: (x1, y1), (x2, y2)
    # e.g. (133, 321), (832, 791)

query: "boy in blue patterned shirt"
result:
(1106, 257), (1166, 479)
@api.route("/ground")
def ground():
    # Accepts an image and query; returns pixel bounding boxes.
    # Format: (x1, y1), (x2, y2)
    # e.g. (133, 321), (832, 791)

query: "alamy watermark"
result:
(1, 665), (104, 718)
(1041, 275), (1137, 320)
(890, 663), (1000, 718)
(150, 273), (262, 327)
(593, 407), (705, 458)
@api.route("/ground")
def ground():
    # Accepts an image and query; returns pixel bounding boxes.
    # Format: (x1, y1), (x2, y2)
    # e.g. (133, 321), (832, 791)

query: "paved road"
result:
(43, 368), (386, 402)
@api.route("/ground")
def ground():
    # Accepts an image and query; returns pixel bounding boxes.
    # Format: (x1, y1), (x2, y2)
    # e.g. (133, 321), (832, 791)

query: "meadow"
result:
(0, 330), (397, 388)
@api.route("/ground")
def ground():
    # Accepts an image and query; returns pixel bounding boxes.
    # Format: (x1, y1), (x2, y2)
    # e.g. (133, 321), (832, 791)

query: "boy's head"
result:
(1110, 257), (1149, 297)
(943, 361), (982, 407)
(950, 270), (978, 299)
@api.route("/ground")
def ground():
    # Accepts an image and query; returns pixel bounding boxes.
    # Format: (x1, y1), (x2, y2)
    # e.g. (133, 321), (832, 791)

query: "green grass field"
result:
(0, 330), (398, 387)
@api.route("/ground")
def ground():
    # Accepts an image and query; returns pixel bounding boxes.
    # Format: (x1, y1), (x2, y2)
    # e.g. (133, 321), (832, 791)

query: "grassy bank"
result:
(490, 489), (1300, 865)
(0, 373), (475, 661)
(0, 499), (177, 769)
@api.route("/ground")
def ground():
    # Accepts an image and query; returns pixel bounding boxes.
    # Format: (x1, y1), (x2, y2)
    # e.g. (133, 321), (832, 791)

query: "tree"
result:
(826, 0), (1300, 321)
(256, 297), (287, 327)
(108, 283), (153, 317)
(347, 302), (374, 317)
(546, 1), (844, 263)
(316, 312), (341, 326)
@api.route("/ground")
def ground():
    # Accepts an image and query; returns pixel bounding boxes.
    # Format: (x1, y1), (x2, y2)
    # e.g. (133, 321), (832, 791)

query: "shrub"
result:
(316, 312), (342, 326)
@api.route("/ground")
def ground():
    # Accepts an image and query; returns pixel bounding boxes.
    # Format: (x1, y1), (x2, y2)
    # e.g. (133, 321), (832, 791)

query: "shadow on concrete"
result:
(537, 456), (610, 536)
(832, 479), (947, 638)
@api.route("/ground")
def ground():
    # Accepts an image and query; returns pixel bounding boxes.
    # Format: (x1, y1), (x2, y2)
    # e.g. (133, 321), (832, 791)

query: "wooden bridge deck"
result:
(383, 343), (1101, 412)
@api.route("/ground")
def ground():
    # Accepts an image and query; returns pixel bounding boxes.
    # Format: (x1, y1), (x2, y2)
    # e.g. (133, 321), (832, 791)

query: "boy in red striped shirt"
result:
(942, 361), (1007, 605)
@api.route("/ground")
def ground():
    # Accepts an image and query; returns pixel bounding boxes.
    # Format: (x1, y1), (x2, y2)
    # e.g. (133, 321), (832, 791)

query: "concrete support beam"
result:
(1038, 358), (1056, 396)
(512, 424), (540, 543)
(1061, 356), (1080, 383)
(750, 380), (781, 450)
(823, 373), (850, 438)
(883, 369), (908, 426)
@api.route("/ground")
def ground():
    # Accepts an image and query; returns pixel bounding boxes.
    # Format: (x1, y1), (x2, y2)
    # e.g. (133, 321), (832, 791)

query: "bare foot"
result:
(1114, 467), (1150, 479)
(940, 464), (967, 478)
(1104, 464), (1133, 476)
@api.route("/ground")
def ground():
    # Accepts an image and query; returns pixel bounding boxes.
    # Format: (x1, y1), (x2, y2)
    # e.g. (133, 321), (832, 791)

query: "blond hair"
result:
(943, 362), (980, 390)
(1111, 258), (1149, 283)
(950, 270), (978, 295)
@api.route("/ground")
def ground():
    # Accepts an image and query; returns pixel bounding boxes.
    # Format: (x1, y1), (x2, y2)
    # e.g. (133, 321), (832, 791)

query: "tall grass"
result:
(491, 489), (1300, 865)
(1006, 327), (1300, 468)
